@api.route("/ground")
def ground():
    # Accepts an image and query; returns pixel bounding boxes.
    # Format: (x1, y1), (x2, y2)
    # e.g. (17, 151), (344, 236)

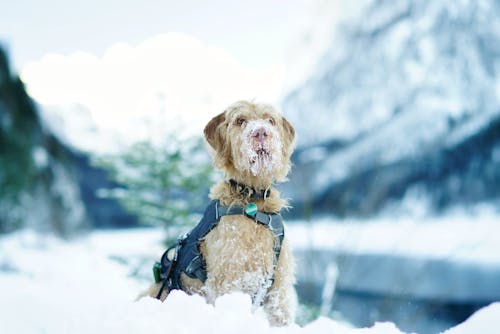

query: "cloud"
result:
(20, 32), (285, 150)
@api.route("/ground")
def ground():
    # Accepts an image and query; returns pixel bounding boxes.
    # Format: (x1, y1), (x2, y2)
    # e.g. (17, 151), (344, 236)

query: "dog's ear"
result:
(204, 112), (226, 150)
(281, 116), (295, 144)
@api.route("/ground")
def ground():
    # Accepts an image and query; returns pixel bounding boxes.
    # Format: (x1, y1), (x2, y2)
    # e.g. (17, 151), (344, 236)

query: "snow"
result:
(288, 212), (500, 304)
(31, 146), (49, 169)
(288, 213), (500, 264)
(284, 0), (500, 153)
(1, 219), (500, 334)
(239, 119), (283, 177)
(319, 263), (338, 316)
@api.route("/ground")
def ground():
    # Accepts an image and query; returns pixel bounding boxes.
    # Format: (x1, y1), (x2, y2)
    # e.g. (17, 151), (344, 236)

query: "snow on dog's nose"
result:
(238, 119), (282, 176)
(251, 127), (269, 142)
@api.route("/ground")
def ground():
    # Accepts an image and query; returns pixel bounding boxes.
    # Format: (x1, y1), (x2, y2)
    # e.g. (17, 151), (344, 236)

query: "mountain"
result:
(282, 0), (500, 217)
(0, 47), (136, 235)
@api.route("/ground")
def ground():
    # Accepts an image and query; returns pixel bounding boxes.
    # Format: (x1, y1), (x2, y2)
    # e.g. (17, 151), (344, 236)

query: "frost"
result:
(238, 120), (283, 177)
(203, 268), (273, 309)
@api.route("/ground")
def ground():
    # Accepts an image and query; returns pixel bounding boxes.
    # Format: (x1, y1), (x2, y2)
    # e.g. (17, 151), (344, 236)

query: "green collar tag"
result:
(244, 203), (258, 217)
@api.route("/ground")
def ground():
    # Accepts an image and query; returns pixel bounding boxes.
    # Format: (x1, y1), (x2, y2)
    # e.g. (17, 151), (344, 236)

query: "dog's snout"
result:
(252, 127), (269, 142)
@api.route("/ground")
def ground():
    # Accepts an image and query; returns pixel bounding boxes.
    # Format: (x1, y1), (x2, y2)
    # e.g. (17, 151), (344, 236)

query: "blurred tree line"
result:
(0, 47), (88, 235)
(0, 48), (38, 232)
(0, 46), (213, 237)
(95, 135), (214, 242)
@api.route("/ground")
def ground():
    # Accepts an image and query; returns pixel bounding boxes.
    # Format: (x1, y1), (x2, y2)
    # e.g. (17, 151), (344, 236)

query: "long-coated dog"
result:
(145, 100), (296, 326)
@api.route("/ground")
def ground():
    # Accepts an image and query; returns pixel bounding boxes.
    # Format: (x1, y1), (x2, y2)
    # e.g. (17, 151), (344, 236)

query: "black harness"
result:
(153, 199), (285, 299)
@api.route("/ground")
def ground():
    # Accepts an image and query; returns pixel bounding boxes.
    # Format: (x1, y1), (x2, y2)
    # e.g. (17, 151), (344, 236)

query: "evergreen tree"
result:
(0, 47), (88, 235)
(96, 135), (214, 242)
(0, 49), (40, 232)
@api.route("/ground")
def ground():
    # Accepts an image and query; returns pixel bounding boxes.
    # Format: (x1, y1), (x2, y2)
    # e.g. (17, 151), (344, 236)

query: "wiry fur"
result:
(145, 101), (297, 326)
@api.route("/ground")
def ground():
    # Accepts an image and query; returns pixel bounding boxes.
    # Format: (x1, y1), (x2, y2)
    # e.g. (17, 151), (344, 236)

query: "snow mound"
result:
(1, 229), (500, 333)
(24, 290), (405, 334)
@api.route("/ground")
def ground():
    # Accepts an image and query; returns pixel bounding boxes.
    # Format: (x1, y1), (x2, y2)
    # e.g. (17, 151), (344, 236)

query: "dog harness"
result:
(153, 199), (285, 299)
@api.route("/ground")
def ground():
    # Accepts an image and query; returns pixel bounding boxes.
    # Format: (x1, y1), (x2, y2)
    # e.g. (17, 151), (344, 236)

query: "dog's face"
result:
(204, 101), (295, 185)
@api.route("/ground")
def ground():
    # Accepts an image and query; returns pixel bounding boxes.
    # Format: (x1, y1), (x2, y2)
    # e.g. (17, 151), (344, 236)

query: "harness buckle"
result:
(178, 232), (189, 244)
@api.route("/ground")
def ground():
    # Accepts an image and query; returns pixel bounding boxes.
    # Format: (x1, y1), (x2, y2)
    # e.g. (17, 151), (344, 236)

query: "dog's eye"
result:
(268, 118), (276, 126)
(236, 118), (246, 126)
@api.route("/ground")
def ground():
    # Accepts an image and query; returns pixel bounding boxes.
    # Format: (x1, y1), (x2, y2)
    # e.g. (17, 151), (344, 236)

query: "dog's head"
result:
(204, 101), (295, 186)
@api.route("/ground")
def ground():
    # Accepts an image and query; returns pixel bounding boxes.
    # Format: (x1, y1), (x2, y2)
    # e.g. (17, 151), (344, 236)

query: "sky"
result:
(0, 0), (312, 70)
(0, 0), (344, 152)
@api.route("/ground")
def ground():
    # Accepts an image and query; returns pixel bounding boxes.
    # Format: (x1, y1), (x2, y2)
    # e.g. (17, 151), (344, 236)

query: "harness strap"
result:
(215, 201), (281, 226)
(155, 200), (284, 299)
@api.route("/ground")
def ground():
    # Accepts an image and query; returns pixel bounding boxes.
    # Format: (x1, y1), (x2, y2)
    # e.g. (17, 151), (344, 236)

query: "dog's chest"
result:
(201, 215), (275, 281)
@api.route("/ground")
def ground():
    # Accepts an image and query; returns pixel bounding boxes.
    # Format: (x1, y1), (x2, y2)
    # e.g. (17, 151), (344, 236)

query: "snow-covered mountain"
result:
(0, 48), (136, 234)
(282, 0), (500, 217)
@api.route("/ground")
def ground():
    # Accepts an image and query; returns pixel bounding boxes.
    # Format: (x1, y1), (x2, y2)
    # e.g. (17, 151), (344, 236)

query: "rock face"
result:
(282, 0), (500, 217)
(0, 48), (136, 235)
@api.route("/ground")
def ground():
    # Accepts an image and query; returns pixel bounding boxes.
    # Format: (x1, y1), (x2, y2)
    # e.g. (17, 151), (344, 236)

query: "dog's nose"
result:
(252, 127), (269, 142)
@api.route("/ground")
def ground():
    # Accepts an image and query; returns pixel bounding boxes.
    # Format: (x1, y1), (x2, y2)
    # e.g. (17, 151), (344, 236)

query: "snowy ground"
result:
(289, 213), (500, 301)
(288, 213), (500, 263)
(1, 216), (500, 334)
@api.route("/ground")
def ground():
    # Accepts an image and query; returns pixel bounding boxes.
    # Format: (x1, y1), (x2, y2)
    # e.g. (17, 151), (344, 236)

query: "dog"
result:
(145, 100), (297, 326)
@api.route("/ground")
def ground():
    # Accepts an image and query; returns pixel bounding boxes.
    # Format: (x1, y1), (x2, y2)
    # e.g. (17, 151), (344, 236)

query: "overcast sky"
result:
(0, 0), (344, 152)
(0, 0), (315, 70)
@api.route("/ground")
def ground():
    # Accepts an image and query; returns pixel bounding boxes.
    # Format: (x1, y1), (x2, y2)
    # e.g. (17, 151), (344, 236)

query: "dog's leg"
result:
(138, 282), (170, 301)
(263, 240), (297, 326)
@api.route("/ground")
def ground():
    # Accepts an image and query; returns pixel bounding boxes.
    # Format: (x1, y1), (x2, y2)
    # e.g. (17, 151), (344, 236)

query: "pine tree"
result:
(95, 134), (214, 242)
